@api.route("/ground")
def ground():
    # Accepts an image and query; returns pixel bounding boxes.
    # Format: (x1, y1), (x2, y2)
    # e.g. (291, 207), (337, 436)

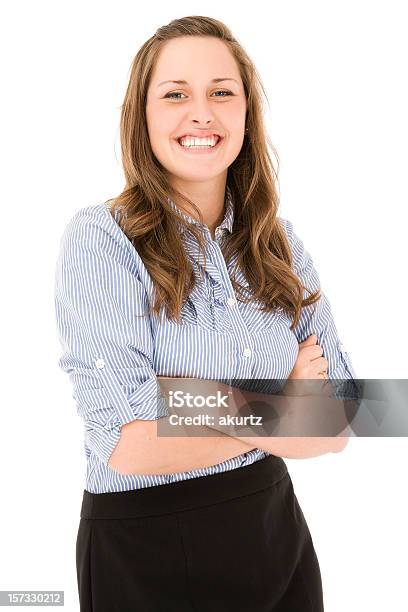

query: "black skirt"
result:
(76, 455), (324, 611)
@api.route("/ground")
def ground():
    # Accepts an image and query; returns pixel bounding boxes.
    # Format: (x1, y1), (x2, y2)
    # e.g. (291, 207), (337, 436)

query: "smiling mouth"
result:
(175, 136), (224, 152)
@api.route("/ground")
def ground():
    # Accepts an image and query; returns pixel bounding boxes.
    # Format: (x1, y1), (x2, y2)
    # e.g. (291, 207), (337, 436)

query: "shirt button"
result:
(243, 348), (252, 357)
(95, 358), (105, 369)
(338, 342), (345, 354)
(227, 297), (236, 306)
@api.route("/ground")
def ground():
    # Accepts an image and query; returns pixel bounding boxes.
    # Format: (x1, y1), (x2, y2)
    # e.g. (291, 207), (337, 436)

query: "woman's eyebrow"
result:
(157, 78), (239, 88)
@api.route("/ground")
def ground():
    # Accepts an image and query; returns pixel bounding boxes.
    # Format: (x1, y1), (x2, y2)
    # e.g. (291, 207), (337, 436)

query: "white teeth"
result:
(178, 135), (220, 148)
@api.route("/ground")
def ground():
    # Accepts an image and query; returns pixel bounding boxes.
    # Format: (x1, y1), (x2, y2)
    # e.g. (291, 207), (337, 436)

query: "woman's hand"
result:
(282, 334), (350, 449)
(288, 334), (328, 380)
(283, 334), (330, 398)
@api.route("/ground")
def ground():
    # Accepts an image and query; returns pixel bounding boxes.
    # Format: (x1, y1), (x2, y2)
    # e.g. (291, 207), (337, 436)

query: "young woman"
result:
(54, 15), (357, 612)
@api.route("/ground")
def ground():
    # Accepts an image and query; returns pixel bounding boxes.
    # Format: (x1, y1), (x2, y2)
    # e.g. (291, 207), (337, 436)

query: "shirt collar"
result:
(167, 184), (234, 238)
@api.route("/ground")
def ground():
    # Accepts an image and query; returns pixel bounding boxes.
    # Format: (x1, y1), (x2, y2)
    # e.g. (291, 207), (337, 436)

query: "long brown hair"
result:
(107, 15), (320, 330)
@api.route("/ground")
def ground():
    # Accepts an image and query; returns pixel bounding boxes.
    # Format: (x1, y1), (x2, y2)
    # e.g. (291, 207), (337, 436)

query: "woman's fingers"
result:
(310, 356), (329, 375)
(288, 334), (329, 380)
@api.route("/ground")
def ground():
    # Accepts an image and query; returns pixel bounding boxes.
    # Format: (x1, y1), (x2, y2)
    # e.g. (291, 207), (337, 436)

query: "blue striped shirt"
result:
(54, 186), (357, 493)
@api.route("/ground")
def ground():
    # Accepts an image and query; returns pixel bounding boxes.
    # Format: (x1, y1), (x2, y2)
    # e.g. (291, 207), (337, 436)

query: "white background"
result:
(1, 1), (407, 610)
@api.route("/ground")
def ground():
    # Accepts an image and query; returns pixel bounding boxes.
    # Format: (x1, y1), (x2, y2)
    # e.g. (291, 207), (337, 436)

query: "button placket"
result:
(209, 243), (255, 361)
(195, 242), (254, 369)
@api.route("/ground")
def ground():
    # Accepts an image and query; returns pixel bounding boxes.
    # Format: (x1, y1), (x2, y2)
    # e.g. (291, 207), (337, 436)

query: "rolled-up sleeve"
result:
(54, 207), (169, 466)
(280, 217), (358, 381)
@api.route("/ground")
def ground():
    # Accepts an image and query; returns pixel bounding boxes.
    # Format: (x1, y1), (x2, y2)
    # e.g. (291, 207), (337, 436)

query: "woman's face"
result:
(146, 36), (247, 186)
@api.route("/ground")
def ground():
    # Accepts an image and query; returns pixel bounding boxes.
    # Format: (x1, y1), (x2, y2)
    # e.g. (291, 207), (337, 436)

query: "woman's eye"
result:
(164, 90), (233, 100)
(164, 92), (185, 100)
(213, 90), (232, 97)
